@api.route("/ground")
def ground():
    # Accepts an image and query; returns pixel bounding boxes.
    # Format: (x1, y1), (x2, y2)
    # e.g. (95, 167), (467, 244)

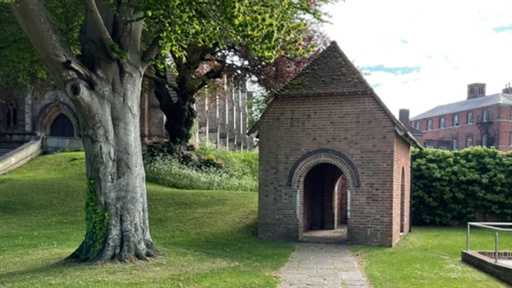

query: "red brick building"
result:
(410, 83), (512, 151)
(249, 42), (420, 246)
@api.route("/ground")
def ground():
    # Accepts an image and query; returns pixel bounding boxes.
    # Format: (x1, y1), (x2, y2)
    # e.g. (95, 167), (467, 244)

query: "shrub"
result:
(412, 146), (512, 225)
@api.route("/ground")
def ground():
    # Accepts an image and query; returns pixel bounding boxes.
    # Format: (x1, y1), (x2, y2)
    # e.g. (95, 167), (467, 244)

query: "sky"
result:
(321, 0), (512, 118)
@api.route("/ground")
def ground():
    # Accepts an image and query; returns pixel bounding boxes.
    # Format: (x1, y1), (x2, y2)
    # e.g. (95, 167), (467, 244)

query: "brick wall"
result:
(412, 104), (512, 151)
(461, 250), (512, 285)
(393, 135), (411, 245)
(258, 92), (409, 246)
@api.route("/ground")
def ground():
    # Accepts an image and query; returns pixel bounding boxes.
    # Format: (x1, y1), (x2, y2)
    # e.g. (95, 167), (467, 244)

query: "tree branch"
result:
(142, 36), (161, 67)
(143, 72), (178, 93)
(83, 0), (118, 60)
(10, 0), (77, 85)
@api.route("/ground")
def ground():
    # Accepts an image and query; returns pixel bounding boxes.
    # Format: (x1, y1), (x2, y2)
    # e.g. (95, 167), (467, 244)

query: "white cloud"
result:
(322, 0), (512, 117)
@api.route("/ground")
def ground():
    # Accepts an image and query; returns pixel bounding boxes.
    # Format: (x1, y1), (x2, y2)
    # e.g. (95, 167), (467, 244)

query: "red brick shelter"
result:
(249, 42), (421, 246)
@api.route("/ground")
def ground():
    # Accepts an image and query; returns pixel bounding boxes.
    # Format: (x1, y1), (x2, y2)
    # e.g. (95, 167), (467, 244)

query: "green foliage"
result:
(0, 152), (292, 287)
(1, 0), (336, 89)
(247, 91), (268, 128)
(412, 146), (512, 225)
(0, 4), (47, 90)
(140, 0), (333, 62)
(144, 142), (258, 191)
(79, 179), (109, 261)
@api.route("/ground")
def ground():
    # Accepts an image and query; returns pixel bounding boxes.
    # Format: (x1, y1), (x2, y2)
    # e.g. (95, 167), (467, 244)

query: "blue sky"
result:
(322, 0), (512, 117)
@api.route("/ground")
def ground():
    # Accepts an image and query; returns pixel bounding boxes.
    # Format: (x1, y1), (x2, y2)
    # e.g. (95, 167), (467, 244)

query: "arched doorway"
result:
(287, 149), (360, 243)
(302, 163), (349, 243)
(50, 113), (74, 137)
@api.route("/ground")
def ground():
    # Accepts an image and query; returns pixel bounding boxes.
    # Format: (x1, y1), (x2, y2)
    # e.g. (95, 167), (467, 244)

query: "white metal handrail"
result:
(466, 222), (512, 263)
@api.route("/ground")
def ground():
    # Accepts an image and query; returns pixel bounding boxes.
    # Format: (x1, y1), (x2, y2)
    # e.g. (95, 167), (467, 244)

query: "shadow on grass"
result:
(159, 220), (293, 270)
(0, 259), (85, 284)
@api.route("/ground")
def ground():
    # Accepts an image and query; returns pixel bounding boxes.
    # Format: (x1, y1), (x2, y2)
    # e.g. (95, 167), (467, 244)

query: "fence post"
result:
(466, 223), (470, 251)
(495, 232), (499, 263)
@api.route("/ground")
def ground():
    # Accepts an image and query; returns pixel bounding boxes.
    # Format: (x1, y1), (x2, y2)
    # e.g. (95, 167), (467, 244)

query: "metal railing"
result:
(466, 222), (512, 263)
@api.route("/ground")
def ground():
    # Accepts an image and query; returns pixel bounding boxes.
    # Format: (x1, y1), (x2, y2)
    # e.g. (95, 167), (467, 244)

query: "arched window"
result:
(6, 102), (17, 128)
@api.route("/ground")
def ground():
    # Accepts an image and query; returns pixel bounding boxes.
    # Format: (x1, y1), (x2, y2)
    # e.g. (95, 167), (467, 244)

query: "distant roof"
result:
(248, 41), (422, 148)
(411, 93), (512, 120)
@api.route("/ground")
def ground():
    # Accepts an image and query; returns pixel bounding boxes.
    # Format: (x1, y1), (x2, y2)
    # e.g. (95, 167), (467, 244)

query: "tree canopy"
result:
(1, 0), (339, 262)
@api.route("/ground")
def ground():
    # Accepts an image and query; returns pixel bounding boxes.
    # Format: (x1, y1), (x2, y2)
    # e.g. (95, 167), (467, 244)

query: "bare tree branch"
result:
(143, 72), (178, 93)
(84, 0), (118, 60)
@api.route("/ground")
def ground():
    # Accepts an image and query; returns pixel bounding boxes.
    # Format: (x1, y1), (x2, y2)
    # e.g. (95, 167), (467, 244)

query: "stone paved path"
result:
(277, 243), (372, 288)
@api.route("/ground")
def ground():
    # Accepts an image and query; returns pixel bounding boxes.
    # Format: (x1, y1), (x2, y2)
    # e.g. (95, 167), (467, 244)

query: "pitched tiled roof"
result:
(248, 41), (421, 148)
(411, 93), (512, 120)
(276, 41), (372, 96)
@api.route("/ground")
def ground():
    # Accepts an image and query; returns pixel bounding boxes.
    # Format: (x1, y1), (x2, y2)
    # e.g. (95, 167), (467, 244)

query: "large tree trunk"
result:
(65, 66), (159, 262)
(11, 0), (160, 262)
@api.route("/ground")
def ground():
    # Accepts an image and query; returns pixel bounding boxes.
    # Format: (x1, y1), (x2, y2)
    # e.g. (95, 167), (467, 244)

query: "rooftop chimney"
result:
(467, 83), (486, 100)
(503, 83), (512, 94)
(399, 109), (410, 125)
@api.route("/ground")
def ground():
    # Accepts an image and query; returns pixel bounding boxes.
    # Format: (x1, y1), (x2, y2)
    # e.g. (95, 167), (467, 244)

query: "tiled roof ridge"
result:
(275, 41), (373, 96)
(411, 93), (512, 120)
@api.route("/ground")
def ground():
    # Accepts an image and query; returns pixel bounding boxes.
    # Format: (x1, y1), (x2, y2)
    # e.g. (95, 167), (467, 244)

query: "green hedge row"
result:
(412, 146), (512, 225)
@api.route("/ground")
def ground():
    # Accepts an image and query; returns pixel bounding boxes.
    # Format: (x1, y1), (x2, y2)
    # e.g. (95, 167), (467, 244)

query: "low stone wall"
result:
(461, 250), (512, 285)
(44, 137), (83, 152)
(0, 138), (43, 175)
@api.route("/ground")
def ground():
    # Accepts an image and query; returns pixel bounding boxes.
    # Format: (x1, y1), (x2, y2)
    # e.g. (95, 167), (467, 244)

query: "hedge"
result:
(412, 146), (512, 225)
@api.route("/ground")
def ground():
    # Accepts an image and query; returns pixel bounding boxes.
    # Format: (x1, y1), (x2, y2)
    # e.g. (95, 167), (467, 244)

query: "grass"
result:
(2, 152), (512, 287)
(351, 227), (512, 288)
(0, 152), (292, 287)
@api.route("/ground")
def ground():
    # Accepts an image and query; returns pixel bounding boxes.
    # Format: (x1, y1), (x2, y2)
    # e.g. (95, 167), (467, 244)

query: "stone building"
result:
(193, 75), (253, 150)
(0, 88), (82, 153)
(409, 83), (512, 151)
(0, 75), (252, 153)
(249, 42), (421, 246)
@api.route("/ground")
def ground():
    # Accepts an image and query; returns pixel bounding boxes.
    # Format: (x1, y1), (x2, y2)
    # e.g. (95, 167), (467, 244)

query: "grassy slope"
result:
(351, 227), (512, 288)
(0, 152), (293, 288)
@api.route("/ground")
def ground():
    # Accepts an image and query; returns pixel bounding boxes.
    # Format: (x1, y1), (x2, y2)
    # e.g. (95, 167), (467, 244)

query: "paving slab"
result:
(277, 243), (372, 288)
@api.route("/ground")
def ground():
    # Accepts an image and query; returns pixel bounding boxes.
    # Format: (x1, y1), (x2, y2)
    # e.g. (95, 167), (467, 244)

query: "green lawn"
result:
(351, 227), (512, 288)
(1, 152), (511, 287)
(0, 152), (293, 287)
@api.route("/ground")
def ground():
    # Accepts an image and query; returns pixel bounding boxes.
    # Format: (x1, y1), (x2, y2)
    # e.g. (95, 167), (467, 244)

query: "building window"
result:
(453, 139), (458, 150)
(453, 114), (459, 126)
(510, 108), (512, 120)
(510, 133), (512, 146)
(440, 146), (447, 150)
(439, 117), (445, 128)
(415, 121), (420, 130)
(467, 136), (473, 147)
(6, 102), (17, 128)
(483, 110), (489, 122)
(482, 134), (488, 147)
(427, 119), (432, 131)
(467, 112), (473, 124)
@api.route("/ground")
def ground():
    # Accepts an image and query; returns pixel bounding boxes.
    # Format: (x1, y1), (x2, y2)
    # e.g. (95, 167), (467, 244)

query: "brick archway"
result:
(287, 148), (360, 191)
